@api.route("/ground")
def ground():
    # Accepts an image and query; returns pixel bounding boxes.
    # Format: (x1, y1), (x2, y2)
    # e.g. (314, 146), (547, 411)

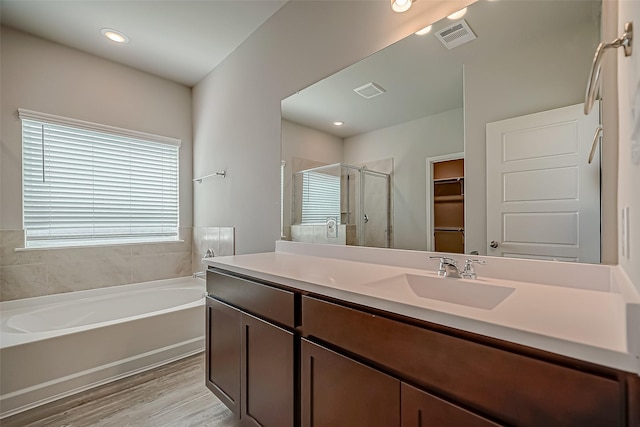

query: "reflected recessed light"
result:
(391, 0), (412, 13)
(447, 7), (468, 20)
(415, 25), (432, 36)
(333, 121), (344, 126)
(101, 28), (129, 44)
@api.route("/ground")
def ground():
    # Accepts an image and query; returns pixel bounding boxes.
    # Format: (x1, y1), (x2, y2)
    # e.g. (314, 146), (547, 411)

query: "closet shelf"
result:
(434, 195), (464, 203)
(433, 177), (464, 184)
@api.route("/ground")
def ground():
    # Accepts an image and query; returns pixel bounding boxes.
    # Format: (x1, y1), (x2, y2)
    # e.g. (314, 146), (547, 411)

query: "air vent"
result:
(435, 19), (476, 50)
(353, 82), (386, 99)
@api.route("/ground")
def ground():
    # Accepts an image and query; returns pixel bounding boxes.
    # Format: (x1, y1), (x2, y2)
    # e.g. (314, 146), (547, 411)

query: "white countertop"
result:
(204, 245), (640, 374)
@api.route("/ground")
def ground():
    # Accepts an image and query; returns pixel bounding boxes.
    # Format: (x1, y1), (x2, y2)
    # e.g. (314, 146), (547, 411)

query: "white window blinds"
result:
(20, 110), (180, 248)
(301, 171), (341, 224)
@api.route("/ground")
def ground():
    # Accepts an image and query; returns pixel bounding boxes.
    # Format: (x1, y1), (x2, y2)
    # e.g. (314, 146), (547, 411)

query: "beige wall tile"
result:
(0, 263), (48, 300)
(1, 230), (46, 266)
(132, 252), (191, 283)
(46, 252), (132, 293)
(219, 227), (235, 256)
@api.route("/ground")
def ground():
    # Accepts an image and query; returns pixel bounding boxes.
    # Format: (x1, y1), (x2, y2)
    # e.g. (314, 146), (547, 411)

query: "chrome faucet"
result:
(430, 256), (487, 279)
(461, 259), (486, 279)
(429, 256), (462, 278)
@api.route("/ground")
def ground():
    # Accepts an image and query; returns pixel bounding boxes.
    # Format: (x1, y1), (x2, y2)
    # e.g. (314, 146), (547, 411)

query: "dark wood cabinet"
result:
(241, 313), (294, 427)
(401, 383), (502, 427)
(206, 267), (638, 427)
(301, 339), (400, 427)
(206, 270), (296, 427)
(205, 297), (241, 416)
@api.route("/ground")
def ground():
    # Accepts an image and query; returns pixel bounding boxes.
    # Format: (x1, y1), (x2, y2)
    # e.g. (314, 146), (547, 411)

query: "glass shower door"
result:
(360, 170), (390, 248)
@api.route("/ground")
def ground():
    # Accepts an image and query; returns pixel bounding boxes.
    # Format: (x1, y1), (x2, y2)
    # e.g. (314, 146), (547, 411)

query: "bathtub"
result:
(0, 277), (205, 419)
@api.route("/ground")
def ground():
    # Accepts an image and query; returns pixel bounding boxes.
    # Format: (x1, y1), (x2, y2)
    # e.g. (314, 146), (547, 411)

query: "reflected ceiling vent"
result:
(435, 19), (477, 50)
(353, 82), (387, 99)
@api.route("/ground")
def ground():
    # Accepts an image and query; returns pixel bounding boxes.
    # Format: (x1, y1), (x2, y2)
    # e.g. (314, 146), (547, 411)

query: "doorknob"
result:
(489, 241), (499, 249)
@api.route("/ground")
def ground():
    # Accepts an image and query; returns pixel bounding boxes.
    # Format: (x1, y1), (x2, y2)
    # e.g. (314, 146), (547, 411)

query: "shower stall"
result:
(290, 163), (391, 248)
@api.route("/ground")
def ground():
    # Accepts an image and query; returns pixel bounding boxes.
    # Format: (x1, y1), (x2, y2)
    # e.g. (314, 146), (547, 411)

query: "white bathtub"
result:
(0, 277), (205, 419)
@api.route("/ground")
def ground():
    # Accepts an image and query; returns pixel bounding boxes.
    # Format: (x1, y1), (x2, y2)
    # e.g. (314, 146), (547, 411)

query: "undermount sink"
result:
(363, 273), (515, 310)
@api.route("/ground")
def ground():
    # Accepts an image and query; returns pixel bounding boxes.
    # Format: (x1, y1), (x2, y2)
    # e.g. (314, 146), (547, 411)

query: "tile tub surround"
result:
(0, 229), (193, 301)
(191, 226), (235, 275)
(205, 241), (640, 374)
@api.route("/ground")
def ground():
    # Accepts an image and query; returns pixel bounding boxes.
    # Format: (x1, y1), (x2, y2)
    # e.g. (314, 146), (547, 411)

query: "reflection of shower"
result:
(291, 163), (391, 248)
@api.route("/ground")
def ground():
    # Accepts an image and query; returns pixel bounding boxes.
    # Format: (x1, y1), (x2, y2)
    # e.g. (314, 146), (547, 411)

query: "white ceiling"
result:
(281, 0), (601, 139)
(0, 0), (288, 87)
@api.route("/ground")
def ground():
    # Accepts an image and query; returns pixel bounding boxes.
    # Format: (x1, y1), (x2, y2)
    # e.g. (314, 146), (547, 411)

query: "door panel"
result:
(401, 383), (502, 427)
(301, 339), (400, 427)
(241, 313), (294, 427)
(486, 103), (600, 262)
(206, 297), (241, 416)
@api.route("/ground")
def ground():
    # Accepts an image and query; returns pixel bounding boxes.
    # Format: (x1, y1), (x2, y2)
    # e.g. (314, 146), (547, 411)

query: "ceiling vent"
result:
(354, 82), (386, 99)
(435, 19), (477, 50)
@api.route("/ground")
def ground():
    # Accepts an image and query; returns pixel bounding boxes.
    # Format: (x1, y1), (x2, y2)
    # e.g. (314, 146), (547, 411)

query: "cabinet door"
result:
(301, 339), (400, 427)
(401, 383), (502, 427)
(206, 297), (241, 416)
(241, 313), (294, 427)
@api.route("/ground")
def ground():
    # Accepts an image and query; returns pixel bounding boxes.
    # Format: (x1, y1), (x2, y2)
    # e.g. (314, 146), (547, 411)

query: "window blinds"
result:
(21, 112), (179, 247)
(301, 171), (341, 224)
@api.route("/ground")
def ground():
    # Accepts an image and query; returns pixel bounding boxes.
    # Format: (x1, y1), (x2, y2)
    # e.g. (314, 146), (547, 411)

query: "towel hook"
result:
(585, 21), (633, 115)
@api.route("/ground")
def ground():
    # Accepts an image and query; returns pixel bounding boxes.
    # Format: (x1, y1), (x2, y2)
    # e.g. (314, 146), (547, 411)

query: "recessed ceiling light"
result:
(391, 0), (412, 13)
(415, 25), (432, 36)
(333, 121), (344, 126)
(447, 7), (468, 20)
(101, 28), (129, 44)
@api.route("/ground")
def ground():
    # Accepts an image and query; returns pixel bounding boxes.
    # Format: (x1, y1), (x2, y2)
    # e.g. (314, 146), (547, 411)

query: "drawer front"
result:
(302, 296), (622, 427)
(401, 383), (502, 427)
(301, 339), (400, 427)
(207, 269), (295, 328)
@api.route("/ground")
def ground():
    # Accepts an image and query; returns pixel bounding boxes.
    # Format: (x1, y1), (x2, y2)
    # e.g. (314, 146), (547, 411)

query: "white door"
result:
(486, 103), (601, 263)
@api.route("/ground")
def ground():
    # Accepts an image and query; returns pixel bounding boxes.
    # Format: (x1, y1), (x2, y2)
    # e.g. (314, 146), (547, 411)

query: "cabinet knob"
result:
(489, 241), (499, 249)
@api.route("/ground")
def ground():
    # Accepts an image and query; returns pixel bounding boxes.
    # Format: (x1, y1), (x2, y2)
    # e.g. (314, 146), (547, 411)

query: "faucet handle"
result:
(429, 256), (458, 276)
(429, 255), (457, 264)
(462, 258), (486, 279)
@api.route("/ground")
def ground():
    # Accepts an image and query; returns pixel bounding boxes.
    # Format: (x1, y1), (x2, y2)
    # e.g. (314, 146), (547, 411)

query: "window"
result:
(300, 170), (341, 224)
(20, 109), (180, 248)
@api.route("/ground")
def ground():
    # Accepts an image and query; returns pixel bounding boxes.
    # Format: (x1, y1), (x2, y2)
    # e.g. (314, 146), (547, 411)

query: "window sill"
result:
(15, 239), (185, 252)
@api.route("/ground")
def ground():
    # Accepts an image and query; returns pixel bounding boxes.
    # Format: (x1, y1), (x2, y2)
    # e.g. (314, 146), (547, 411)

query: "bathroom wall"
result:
(281, 119), (343, 238)
(192, 0), (475, 255)
(464, 18), (602, 257)
(616, 0), (640, 290)
(343, 108), (464, 251)
(0, 27), (195, 300)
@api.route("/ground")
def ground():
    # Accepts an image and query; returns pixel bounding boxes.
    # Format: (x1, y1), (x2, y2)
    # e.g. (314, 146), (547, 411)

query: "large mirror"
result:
(281, 0), (604, 263)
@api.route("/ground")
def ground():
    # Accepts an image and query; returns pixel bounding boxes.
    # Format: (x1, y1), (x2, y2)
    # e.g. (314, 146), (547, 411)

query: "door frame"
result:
(426, 152), (464, 251)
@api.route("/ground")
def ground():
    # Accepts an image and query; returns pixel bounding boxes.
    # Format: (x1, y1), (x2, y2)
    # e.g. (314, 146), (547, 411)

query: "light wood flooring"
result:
(2, 353), (239, 427)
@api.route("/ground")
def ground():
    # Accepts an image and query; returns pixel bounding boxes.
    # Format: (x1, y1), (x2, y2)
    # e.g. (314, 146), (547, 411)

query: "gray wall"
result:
(343, 108), (464, 251)
(1, 27), (193, 229)
(192, 0), (475, 255)
(0, 27), (195, 300)
(281, 119), (343, 236)
(616, 0), (640, 289)
(463, 20), (600, 256)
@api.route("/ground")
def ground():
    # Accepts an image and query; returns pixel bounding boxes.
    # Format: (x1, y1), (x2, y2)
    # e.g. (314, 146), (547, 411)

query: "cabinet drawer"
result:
(301, 339), (400, 427)
(402, 383), (502, 427)
(302, 296), (622, 427)
(207, 269), (295, 328)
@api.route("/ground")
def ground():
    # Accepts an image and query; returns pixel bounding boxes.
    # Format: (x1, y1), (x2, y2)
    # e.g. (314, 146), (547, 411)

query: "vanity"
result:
(204, 242), (640, 427)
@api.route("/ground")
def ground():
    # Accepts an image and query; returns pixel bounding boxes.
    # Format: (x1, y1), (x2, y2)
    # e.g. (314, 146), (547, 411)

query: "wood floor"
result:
(2, 353), (239, 427)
